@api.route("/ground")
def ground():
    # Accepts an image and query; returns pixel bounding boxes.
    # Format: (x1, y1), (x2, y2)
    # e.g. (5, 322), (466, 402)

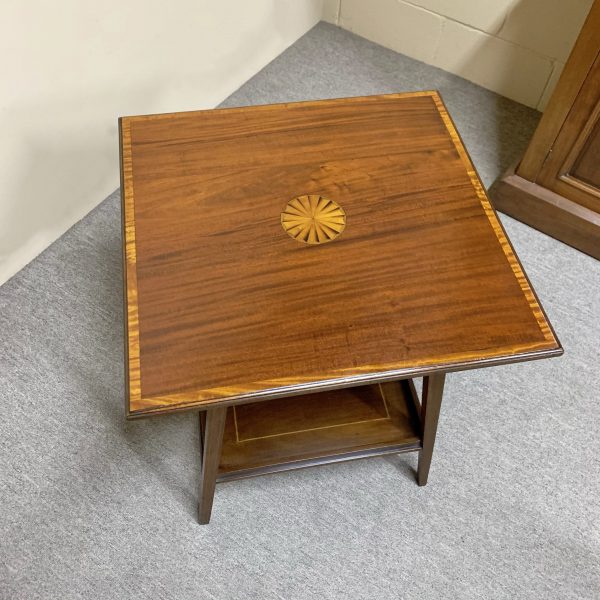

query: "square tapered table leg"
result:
(418, 372), (446, 486)
(198, 406), (227, 524)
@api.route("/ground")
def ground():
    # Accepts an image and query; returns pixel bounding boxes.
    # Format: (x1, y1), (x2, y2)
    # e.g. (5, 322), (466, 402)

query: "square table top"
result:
(120, 91), (561, 418)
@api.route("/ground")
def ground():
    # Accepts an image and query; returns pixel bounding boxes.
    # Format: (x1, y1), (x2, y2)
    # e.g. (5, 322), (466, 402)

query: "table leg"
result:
(417, 372), (446, 486)
(198, 406), (227, 524)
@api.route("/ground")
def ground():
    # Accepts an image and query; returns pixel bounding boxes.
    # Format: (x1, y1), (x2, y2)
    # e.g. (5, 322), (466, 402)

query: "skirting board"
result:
(491, 166), (600, 260)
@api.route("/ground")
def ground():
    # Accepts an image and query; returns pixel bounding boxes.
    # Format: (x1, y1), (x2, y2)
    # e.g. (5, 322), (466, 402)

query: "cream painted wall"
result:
(323, 0), (592, 110)
(0, 1), (323, 285)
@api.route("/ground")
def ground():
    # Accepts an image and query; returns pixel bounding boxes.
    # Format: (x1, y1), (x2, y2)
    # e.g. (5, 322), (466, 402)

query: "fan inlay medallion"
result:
(280, 195), (346, 245)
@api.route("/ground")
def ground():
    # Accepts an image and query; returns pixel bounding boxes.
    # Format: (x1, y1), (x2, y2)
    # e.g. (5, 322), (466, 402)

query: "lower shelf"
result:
(217, 380), (422, 482)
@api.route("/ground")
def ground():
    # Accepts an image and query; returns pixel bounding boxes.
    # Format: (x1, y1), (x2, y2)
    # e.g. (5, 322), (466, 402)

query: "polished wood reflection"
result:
(120, 91), (561, 418)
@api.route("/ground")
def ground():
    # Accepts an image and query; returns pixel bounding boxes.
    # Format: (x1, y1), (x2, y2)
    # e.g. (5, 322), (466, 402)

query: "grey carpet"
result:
(1, 22), (599, 600)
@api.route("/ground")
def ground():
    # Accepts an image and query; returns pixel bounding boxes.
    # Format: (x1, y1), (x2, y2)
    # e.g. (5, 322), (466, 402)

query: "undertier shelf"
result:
(216, 379), (422, 482)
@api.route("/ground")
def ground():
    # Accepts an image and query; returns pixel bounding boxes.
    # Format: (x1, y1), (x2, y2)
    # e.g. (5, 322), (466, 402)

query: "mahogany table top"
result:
(120, 91), (561, 417)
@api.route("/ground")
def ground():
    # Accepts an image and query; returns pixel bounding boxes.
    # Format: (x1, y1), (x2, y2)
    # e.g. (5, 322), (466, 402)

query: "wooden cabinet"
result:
(492, 0), (600, 259)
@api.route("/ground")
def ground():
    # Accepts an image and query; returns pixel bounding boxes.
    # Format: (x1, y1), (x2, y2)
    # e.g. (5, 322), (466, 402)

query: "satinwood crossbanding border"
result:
(429, 92), (558, 346)
(119, 118), (142, 413)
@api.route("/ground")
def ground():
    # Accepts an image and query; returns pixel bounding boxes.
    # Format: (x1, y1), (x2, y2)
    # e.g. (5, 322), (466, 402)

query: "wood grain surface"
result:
(218, 381), (421, 480)
(120, 91), (561, 417)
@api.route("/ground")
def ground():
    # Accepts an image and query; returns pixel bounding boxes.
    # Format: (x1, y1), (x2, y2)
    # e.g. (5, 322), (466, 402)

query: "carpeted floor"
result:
(1, 22), (599, 600)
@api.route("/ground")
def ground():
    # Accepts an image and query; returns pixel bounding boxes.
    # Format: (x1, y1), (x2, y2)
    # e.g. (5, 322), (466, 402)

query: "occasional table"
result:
(119, 91), (562, 524)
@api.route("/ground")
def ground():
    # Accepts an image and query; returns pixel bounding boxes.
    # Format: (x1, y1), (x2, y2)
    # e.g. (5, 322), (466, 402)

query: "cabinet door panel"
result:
(537, 52), (600, 211)
(570, 116), (600, 188)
